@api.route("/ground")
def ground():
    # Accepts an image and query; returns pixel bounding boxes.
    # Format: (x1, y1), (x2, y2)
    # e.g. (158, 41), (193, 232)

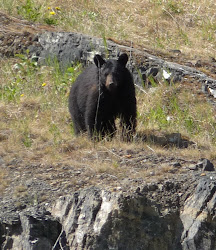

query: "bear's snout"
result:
(105, 74), (116, 91)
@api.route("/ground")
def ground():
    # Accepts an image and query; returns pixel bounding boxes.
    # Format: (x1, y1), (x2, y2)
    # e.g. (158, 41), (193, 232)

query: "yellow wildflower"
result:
(20, 94), (24, 97)
(47, 7), (51, 10)
(42, 83), (47, 87)
(55, 7), (61, 10)
(50, 11), (56, 15)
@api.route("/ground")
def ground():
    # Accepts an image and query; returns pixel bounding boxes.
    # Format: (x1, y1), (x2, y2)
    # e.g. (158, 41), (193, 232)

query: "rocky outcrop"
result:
(181, 178), (216, 250)
(0, 11), (54, 57)
(0, 208), (62, 250)
(1, 170), (216, 250)
(51, 187), (182, 250)
(28, 32), (216, 101)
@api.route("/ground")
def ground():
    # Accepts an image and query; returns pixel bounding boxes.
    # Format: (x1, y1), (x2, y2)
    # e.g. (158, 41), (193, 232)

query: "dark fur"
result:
(68, 53), (137, 140)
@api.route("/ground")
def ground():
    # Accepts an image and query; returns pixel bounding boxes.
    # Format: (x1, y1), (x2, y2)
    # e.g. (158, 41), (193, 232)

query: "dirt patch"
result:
(0, 140), (212, 212)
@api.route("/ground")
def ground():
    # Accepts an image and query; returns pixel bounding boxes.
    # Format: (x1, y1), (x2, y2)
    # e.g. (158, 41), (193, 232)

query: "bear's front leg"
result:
(85, 107), (99, 140)
(85, 90), (102, 140)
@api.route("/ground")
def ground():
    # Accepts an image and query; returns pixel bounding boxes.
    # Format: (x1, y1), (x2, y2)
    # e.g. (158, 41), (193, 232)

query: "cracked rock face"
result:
(1, 176), (216, 249)
(0, 208), (62, 250)
(51, 187), (183, 250)
(180, 178), (216, 250)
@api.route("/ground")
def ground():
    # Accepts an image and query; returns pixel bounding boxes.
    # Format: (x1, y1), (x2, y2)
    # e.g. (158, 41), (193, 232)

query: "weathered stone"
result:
(51, 187), (183, 250)
(180, 178), (216, 250)
(173, 162), (181, 168)
(1, 11), (216, 100)
(201, 159), (215, 171)
(0, 209), (62, 250)
(147, 183), (158, 191)
(188, 164), (198, 171)
(0, 177), (216, 249)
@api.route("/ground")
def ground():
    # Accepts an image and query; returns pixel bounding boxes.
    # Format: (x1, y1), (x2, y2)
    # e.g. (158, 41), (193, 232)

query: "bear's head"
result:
(94, 53), (128, 92)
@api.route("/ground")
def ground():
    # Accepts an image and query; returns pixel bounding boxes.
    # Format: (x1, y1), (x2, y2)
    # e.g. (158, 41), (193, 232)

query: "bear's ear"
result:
(94, 54), (106, 68)
(118, 53), (128, 67)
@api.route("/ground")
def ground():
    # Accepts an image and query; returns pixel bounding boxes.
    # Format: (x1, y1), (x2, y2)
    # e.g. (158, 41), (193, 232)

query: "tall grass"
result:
(137, 82), (216, 146)
(0, 56), (215, 163)
(0, 55), (82, 158)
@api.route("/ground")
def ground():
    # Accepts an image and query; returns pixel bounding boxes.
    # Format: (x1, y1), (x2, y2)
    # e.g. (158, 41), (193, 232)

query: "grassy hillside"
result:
(0, 0), (216, 193)
(1, 0), (216, 58)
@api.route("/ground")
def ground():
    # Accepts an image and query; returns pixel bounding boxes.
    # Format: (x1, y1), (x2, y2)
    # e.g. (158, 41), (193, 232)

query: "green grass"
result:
(137, 81), (216, 146)
(16, 0), (42, 22)
(0, 55), (82, 152)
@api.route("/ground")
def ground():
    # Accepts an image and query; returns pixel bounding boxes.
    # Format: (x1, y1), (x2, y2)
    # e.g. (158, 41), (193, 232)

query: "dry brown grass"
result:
(1, 0), (216, 58)
(0, 169), (8, 194)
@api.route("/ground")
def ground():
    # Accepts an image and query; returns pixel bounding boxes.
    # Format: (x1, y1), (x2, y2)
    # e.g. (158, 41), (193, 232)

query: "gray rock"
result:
(1, 177), (216, 249)
(0, 209), (62, 250)
(200, 159), (215, 171)
(0, 156), (5, 166)
(51, 187), (182, 250)
(28, 31), (216, 99)
(173, 162), (181, 168)
(180, 178), (216, 250)
(188, 159), (215, 172)
(188, 164), (198, 171)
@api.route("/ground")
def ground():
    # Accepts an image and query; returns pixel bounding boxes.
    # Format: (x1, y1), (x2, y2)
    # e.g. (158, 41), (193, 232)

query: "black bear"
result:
(68, 53), (137, 140)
